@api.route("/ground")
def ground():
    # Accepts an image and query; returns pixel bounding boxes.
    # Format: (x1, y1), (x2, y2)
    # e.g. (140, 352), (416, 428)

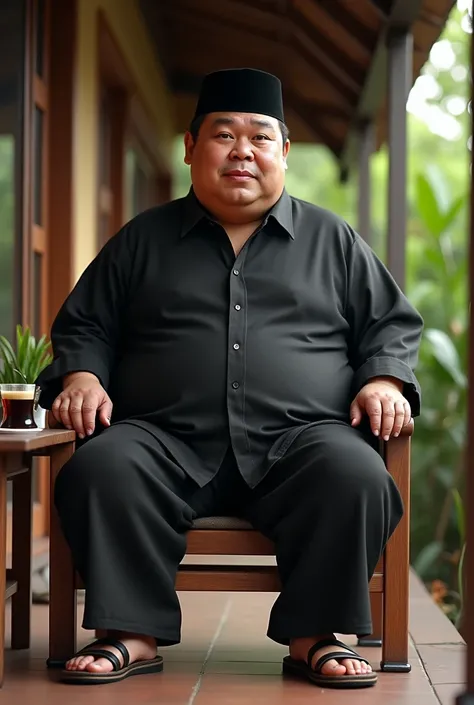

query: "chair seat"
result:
(191, 516), (254, 530)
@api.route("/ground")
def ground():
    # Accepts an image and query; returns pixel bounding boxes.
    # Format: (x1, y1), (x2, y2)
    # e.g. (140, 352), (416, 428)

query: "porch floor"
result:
(0, 571), (466, 704)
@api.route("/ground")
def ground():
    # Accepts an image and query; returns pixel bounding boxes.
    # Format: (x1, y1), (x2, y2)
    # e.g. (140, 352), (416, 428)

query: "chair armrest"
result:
(383, 420), (413, 487)
(46, 411), (65, 429)
(394, 419), (414, 438)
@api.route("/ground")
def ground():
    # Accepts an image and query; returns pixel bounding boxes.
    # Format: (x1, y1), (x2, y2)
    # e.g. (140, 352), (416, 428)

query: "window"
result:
(0, 0), (27, 341)
(125, 142), (155, 220)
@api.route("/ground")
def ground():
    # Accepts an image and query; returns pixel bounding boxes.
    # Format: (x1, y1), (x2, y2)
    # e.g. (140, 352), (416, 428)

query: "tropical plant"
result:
(0, 324), (53, 384)
(407, 166), (467, 624)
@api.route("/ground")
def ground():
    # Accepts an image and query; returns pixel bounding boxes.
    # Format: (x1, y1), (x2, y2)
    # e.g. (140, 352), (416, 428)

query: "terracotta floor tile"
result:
(435, 683), (467, 705)
(416, 644), (466, 685)
(409, 573), (465, 646)
(192, 672), (440, 705)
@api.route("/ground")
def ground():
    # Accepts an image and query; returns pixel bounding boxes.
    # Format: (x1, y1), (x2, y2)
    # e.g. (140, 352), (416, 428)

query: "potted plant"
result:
(0, 325), (53, 429)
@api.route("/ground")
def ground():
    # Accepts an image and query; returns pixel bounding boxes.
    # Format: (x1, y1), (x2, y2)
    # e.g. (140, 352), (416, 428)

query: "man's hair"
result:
(189, 115), (290, 147)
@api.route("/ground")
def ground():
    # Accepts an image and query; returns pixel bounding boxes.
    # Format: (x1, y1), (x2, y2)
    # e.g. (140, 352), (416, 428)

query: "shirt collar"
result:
(180, 187), (295, 240)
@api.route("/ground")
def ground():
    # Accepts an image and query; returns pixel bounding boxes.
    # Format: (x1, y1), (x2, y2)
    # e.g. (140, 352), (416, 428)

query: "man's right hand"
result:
(51, 372), (113, 439)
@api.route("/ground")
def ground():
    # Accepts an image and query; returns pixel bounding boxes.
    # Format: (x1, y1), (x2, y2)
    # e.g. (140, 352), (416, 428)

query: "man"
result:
(37, 68), (422, 688)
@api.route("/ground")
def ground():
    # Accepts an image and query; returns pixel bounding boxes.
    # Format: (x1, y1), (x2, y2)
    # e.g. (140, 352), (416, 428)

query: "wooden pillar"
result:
(455, 8), (474, 703)
(387, 28), (412, 290)
(357, 121), (375, 246)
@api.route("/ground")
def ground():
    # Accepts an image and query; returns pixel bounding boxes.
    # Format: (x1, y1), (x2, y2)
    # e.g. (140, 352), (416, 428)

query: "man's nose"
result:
(230, 139), (254, 161)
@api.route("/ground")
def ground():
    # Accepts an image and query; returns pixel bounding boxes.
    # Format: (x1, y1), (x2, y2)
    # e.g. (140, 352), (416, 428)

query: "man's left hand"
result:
(350, 377), (411, 440)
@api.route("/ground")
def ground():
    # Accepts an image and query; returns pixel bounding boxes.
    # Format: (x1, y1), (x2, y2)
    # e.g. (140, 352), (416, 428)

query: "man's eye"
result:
(216, 133), (233, 139)
(254, 134), (270, 141)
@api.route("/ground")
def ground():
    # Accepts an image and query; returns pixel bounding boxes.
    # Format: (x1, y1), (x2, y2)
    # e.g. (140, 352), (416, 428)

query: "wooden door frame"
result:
(19, 0), (52, 540)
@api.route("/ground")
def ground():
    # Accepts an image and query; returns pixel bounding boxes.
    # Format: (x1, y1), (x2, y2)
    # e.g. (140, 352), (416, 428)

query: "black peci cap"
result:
(193, 68), (285, 123)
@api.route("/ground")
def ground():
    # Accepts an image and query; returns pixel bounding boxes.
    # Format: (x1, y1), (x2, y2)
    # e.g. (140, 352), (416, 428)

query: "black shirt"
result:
(37, 188), (423, 488)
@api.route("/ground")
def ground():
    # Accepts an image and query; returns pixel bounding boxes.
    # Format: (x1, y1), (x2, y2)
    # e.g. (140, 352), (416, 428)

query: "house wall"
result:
(73, 0), (174, 280)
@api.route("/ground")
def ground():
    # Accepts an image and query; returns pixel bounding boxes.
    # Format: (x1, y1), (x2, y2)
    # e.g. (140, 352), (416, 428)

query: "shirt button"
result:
(234, 304), (241, 311)
(233, 269), (239, 276)
(233, 343), (240, 350)
(232, 381), (240, 389)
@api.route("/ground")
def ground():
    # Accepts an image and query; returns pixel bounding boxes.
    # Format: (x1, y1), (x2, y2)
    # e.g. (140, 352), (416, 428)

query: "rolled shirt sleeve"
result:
(36, 223), (138, 408)
(345, 232), (423, 416)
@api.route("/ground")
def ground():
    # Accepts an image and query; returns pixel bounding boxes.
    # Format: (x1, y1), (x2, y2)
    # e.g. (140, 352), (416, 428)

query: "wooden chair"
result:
(48, 424), (413, 673)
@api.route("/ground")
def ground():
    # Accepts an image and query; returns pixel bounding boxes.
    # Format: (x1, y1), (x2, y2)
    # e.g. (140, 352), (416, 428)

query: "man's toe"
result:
(85, 657), (114, 673)
(342, 658), (357, 674)
(78, 656), (97, 671)
(321, 659), (346, 675)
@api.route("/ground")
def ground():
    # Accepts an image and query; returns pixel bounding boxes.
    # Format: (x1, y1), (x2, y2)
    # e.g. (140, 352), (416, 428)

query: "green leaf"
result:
(424, 328), (467, 388)
(426, 164), (453, 210)
(416, 173), (445, 237)
(457, 542), (466, 617)
(0, 335), (16, 366)
(413, 541), (443, 578)
(0, 327), (53, 384)
(452, 489), (465, 545)
(16, 325), (30, 376)
(440, 193), (467, 233)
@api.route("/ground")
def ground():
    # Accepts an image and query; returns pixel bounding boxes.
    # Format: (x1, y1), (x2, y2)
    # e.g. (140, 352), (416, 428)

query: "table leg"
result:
(11, 461), (33, 649)
(0, 461), (7, 686)
(48, 442), (76, 667)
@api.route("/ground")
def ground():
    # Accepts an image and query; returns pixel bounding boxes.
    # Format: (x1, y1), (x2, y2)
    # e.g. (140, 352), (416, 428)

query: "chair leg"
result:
(358, 593), (382, 647)
(381, 435), (411, 673)
(48, 442), (77, 668)
(11, 465), (32, 649)
(0, 466), (7, 687)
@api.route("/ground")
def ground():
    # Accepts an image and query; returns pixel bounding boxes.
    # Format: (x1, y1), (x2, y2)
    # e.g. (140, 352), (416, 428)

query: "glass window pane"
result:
(33, 251), (42, 336)
(33, 106), (43, 226)
(0, 0), (26, 341)
(35, 0), (45, 78)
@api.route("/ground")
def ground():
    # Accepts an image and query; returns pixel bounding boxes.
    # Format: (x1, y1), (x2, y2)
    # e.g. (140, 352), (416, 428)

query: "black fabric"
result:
(54, 420), (402, 647)
(36, 189), (423, 490)
(192, 68), (284, 123)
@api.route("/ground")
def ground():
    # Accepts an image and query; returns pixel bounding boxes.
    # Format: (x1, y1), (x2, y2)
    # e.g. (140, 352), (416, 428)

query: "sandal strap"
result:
(75, 638), (107, 656)
(307, 638), (357, 665)
(100, 639), (130, 669)
(314, 651), (370, 674)
(78, 648), (122, 672)
(75, 638), (131, 670)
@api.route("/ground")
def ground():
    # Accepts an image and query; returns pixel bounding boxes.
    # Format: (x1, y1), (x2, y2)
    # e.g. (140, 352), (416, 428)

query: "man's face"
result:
(184, 112), (290, 221)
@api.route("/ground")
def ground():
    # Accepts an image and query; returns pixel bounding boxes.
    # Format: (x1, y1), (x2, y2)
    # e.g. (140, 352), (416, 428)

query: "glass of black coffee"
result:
(0, 383), (38, 431)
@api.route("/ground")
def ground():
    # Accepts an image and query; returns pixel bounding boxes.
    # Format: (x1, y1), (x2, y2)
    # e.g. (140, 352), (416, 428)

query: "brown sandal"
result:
(282, 637), (377, 689)
(60, 638), (163, 685)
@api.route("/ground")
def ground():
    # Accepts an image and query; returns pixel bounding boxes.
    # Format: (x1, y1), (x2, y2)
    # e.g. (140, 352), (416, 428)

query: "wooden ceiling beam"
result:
(289, 95), (343, 158)
(181, 0), (367, 95)
(166, 0), (283, 33)
(168, 11), (358, 112)
(368, 0), (393, 18)
(161, 3), (279, 44)
(340, 0), (425, 175)
(289, 6), (366, 89)
(291, 34), (359, 106)
(312, 0), (377, 53)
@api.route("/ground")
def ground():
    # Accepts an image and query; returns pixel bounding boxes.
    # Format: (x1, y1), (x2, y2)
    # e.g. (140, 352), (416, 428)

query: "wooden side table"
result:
(0, 428), (75, 686)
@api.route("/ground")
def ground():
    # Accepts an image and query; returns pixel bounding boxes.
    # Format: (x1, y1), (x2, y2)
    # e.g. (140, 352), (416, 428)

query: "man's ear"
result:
(282, 139), (290, 169)
(184, 131), (194, 165)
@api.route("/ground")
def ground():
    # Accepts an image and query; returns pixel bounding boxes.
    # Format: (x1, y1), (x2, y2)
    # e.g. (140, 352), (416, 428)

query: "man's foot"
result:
(65, 631), (157, 673)
(289, 634), (373, 676)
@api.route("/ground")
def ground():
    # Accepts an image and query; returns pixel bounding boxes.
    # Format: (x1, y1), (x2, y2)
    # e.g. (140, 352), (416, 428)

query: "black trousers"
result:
(55, 421), (403, 647)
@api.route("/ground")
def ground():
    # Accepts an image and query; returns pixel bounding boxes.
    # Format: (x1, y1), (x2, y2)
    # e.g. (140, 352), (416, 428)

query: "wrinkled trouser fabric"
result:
(55, 421), (403, 646)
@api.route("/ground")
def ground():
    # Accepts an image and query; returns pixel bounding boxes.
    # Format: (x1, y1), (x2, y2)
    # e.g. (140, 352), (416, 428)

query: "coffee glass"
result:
(0, 383), (38, 432)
